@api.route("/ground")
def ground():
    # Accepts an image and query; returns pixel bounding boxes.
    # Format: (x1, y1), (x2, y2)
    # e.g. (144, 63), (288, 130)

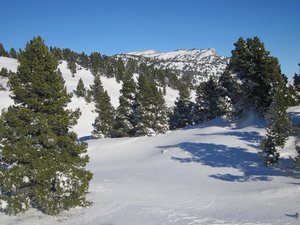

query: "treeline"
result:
(49, 47), (181, 89)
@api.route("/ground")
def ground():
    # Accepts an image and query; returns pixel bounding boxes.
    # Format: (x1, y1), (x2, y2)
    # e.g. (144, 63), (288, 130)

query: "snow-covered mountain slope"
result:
(0, 57), (179, 137)
(1, 56), (300, 225)
(119, 48), (229, 84)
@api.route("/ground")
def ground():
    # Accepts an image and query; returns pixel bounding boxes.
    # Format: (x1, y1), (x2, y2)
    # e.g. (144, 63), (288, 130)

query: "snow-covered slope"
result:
(1, 57), (300, 225)
(1, 112), (300, 225)
(0, 57), (179, 136)
(119, 48), (229, 84)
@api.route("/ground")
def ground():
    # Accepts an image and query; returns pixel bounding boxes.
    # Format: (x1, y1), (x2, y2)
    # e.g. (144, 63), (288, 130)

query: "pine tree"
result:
(169, 84), (194, 129)
(115, 58), (125, 83)
(8, 48), (18, 59)
(195, 78), (224, 122)
(89, 52), (102, 76)
(218, 69), (243, 120)
(0, 37), (92, 215)
(113, 71), (137, 137)
(75, 78), (86, 98)
(78, 52), (90, 69)
(0, 43), (8, 57)
(91, 75), (115, 138)
(67, 60), (76, 77)
(228, 37), (284, 114)
(0, 68), (9, 77)
(135, 75), (168, 136)
(260, 84), (291, 166)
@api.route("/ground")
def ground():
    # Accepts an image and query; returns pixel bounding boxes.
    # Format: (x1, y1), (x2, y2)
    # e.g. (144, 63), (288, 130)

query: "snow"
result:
(0, 56), (18, 72)
(1, 57), (300, 224)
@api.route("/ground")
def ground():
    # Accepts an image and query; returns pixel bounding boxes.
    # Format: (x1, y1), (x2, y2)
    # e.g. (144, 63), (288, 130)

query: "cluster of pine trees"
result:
(82, 71), (169, 138)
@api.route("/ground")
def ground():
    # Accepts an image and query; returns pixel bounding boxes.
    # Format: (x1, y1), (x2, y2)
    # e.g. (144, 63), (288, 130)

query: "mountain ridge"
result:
(117, 48), (229, 85)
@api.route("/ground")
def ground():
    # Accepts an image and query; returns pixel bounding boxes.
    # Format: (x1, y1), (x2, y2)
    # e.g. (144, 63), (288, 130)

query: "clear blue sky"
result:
(0, 0), (299, 78)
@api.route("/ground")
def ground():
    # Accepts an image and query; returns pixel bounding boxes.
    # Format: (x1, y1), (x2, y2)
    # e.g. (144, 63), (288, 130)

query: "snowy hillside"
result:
(0, 57), (179, 137)
(119, 48), (228, 84)
(1, 57), (300, 225)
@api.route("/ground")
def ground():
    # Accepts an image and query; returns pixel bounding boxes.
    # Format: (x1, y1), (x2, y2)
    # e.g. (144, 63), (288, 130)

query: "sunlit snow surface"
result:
(1, 57), (300, 225)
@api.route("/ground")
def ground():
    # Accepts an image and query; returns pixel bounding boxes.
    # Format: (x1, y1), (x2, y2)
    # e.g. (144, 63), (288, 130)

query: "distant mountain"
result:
(117, 48), (229, 85)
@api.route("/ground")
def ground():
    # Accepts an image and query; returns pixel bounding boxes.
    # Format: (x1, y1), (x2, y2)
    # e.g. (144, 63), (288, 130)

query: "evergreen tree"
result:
(115, 58), (125, 82)
(113, 71), (137, 137)
(8, 48), (18, 59)
(0, 43), (8, 57)
(91, 75), (115, 138)
(126, 58), (137, 74)
(135, 75), (168, 136)
(169, 84), (194, 129)
(75, 78), (86, 97)
(218, 69), (243, 120)
(260, 85), (291, 166)
(0, 68), (9, 77)
(293, 66), (300, 91)
(228, 37), (284, 114)
(89, 52), (102, 76)
(195, 78), (224, 122)
(67, 60), (76, 77)
(78, 52), (90, 68)
(0, 37), (92, 215)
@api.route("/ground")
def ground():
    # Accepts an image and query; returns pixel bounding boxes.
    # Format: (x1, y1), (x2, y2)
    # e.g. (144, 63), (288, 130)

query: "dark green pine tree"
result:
(0, 37), (92, 215)
(91, 75), (115, 138)
(67, 60), (77, 77)
(218, 69), (243, 120)
(89, 52), (102, 76)
(135, 74), (168, 136)
(78, 52), (90, 69)
(8, 48), (18, 59)
(115, 58), (125, 83)
(169, 84), (194, 129)
(228, 37), (284, 114)
(75, 78), (86, 98)
(195, 78), (224, 122)
(260, 83), (291, 166)
(113, 71), (137, 137)
(0, 43), (8, 57)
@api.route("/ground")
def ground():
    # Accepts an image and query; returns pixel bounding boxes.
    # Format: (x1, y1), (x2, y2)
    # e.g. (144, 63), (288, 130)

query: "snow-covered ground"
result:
(1, 57), (300, 225)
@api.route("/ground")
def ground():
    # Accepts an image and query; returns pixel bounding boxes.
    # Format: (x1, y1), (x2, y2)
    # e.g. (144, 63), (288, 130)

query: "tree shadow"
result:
(196, 131), (263, 144)
(159, 142), (295, 182)
(78, 135), (94, 141)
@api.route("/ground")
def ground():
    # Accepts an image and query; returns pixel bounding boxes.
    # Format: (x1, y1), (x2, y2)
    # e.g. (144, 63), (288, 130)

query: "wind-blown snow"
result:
(1, 57), (300, 225)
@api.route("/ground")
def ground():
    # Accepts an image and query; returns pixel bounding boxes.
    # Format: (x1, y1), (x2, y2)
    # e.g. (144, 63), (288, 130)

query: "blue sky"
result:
(0, 0), (299, 78)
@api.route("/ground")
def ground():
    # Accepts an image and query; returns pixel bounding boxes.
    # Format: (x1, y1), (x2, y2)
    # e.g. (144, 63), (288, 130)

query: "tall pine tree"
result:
(91, 75), (115, 138)
(0, 43), (8, 57)
(135, 74), (168, 136)
(75, 78), (86, 98)
(169, 84), (194, 129)
(0, 37), (92, 215)
(113, 71), (137, 137)
(228, 37), (284, 114)
(195, 78), (224, 122)
(260, 84), (291, 166)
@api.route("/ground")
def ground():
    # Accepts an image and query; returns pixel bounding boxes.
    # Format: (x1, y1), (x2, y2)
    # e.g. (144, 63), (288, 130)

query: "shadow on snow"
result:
(159, 129), (297, 182)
